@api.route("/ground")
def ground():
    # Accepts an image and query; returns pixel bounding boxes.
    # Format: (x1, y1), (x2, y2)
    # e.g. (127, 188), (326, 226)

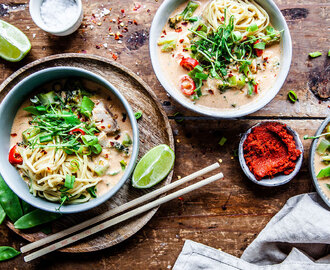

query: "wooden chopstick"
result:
(24, 171), (223, 262)
(21, 162), (220, 254)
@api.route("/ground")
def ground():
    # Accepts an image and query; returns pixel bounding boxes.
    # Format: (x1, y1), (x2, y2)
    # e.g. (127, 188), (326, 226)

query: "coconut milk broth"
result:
(314, 140), (330, 199)
(158, 0), (281, 110)
(10, 79), (133, 197)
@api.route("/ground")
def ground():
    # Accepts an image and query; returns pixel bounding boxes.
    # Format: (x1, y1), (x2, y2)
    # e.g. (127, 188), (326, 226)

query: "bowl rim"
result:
(238, 121), (304, 186)
(309, 116), (330, 208)
(149, 0), (292, 119)
(0, 66), (139, 214)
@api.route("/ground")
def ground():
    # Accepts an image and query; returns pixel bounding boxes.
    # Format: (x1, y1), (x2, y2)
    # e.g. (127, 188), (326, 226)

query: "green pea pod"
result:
(21, 200), (34, 215)
(0, 246), (20, 261)
(0, 175), (23, 222)
(14, 209), (61, 229)
(0, 205), (6, 224)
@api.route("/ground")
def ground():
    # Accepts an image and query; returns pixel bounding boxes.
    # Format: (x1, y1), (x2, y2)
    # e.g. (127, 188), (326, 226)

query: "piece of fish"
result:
(92, 101), (119, 135)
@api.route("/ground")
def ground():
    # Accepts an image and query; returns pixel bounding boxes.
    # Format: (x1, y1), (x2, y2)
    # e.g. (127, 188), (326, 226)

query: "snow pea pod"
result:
(0, 175), (23, 222)
(14, 209), (60, 229)
(21, 200), (34, 214)
(0, 205), (6, 224)
(0, 246), (20, 261)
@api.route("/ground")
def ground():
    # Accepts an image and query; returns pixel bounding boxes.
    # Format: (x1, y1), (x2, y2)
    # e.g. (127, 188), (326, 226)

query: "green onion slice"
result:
(288, 90), (298, 103)
(64, 175), (75, 189)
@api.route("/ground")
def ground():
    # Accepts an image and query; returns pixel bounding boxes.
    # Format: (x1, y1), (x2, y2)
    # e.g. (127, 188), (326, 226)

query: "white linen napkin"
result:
(173, 193), (330, 269)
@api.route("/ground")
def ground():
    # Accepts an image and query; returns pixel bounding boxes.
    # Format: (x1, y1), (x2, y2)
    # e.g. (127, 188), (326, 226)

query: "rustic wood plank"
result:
(0, 0), (328, 269)
(0, 119), (320, 269)
(0, 0), (329, 118)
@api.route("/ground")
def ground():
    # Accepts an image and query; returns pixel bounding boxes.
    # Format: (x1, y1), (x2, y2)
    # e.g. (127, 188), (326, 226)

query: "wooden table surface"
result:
(0, 0), (329, 269)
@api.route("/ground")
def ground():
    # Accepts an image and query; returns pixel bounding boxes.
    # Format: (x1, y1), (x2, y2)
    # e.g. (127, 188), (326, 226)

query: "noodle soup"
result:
(313, 124), (330, 200)
(157, 0), (281, 110)
(9, 79), (133, 205)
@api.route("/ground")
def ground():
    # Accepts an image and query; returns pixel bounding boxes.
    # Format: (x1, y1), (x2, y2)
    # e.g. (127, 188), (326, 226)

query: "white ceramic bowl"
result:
(149, 0), (292, 118)
(29, 0), (83, 36)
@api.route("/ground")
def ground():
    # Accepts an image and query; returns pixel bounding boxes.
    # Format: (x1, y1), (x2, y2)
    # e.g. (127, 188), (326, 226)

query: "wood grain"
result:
(0, 0), (328, 269)
(0, 54), (175, 252)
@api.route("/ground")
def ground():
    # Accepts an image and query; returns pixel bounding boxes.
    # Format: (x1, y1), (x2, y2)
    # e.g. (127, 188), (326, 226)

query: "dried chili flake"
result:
(179, 39), (184, 43)
(114, 135), (121, 140)
(121, 9), (125, 13)
(175, 27), (182, 32)
(133, 3), (141, 11)
(10, 133), (17, 137)
(181, 21), (188, 26)
(208, 89), (214, 95)
(133, 19), (138, 25)
(95, 45), (101, 49)
(112, 53), (118, 60)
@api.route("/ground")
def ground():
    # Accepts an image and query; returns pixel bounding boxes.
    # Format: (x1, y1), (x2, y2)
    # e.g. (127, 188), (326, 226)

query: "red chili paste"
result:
(243, 122), (301, 180)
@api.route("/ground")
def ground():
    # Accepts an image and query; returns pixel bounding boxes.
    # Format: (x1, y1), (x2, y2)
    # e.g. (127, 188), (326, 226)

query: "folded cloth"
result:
(173, 193), (330, 270)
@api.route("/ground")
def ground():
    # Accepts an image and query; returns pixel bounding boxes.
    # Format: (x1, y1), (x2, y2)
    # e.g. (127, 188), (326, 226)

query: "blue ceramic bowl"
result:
(0, 67), (139, 213)
(238, 121), (303, 187)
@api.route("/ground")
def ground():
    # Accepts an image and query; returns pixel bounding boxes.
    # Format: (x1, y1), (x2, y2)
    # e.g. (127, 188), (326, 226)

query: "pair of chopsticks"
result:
(21, 162), (223, 262)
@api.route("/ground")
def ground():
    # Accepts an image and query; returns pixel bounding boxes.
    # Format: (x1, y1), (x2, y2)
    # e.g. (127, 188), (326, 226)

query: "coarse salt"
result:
(40, 0), (79, 31)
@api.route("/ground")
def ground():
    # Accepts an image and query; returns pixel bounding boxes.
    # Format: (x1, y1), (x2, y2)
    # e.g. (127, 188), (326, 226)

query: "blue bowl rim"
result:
(0, 66), (139, 214)
(149, 0), (292, 119)
(309, 116), (330, 208)
(238, 121), (304, 187)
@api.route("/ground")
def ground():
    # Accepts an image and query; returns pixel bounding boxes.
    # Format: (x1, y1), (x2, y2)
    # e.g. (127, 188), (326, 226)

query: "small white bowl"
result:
(149, 0), (292, 118)
(29, 0), (83, 36)
(238, 121), (304, 187)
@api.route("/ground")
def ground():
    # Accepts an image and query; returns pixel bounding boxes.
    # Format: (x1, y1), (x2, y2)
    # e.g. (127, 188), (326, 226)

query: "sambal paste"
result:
(243, 122), (301, 180)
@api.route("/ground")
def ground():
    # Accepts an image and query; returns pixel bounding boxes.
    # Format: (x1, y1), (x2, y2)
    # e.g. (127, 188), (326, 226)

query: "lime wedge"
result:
(132, 144), (175, 188)
(0, 20), (31, 62)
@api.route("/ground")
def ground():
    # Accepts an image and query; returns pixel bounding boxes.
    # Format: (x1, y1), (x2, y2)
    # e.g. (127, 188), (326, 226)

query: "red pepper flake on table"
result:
(243, 122), (301, 180)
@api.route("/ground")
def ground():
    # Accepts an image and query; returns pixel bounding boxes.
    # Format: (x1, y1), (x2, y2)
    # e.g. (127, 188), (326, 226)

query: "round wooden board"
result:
(0, 53), (174, 253)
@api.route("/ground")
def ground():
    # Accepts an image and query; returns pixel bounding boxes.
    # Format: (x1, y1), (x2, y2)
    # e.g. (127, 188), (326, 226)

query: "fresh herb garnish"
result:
(22, 85), (102, 155)
(187, 11), (281, 99)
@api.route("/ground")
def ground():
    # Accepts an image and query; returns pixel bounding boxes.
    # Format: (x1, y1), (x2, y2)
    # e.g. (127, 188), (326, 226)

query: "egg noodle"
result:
(16, 139), (101, 204)
(202, 0), (270, 36)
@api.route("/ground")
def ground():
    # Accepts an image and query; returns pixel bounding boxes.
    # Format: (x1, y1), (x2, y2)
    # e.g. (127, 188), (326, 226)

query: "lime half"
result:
(0, 20), (31, 62)
(132, 144), (175, 188)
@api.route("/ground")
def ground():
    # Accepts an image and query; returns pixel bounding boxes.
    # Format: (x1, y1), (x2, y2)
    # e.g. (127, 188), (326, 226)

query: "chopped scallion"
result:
(288, 90), (298, 103)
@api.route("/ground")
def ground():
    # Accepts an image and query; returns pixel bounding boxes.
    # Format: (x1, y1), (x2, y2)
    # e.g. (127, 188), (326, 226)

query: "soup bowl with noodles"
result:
(150, 0), (292, 118)
(0, 67), (139, 213)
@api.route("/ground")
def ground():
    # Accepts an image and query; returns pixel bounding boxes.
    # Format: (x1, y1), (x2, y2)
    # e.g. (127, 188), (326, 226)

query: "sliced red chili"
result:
(69, 128), (86, 135)
(180, 76), (196, 96)
(254, 84), (258, 94)
(9, 145), (23, 165)
(253, 40), (264, 57)
(180, 57), (199, 71)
